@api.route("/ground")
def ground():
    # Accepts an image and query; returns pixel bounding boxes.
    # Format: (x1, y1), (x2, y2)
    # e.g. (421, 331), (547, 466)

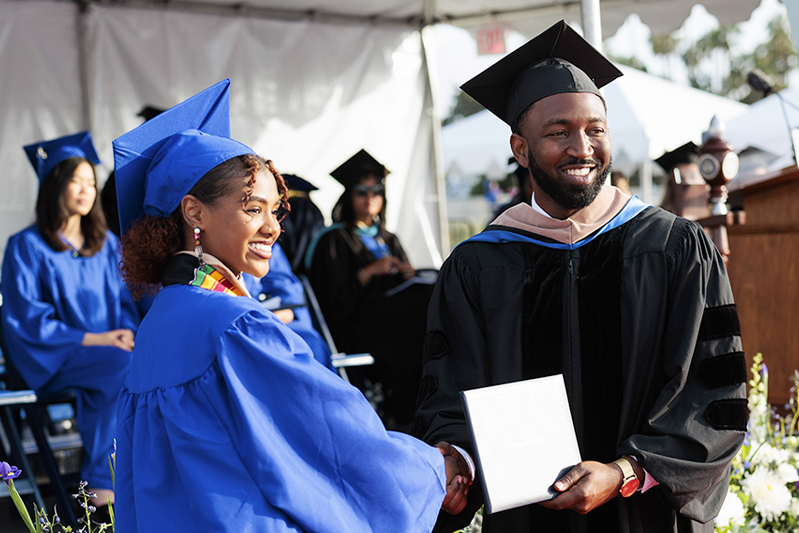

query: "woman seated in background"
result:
(112, 80), (469, 532)
(306, 149), (435, 432)
(1, 131), (139, 510)
(242, 240), (332, 370)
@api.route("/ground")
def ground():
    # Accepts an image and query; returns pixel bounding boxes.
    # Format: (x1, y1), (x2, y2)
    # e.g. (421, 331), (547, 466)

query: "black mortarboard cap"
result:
(282, 174), (318, 192)
(461, 20), (622, 127)
(137, 106), (167, 122)
(330, 149), (390, 188)
(655, 141), (698, 172)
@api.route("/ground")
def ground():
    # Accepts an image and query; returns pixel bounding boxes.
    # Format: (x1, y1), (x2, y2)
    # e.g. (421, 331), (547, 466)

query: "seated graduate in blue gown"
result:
(1, 131), (140, 509)
(112, 79), (471, 533)
(241, 241), (333, 370)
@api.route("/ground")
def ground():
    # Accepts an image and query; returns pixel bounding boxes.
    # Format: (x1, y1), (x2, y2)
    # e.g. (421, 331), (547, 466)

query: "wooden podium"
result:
(726, 166), (799, 407)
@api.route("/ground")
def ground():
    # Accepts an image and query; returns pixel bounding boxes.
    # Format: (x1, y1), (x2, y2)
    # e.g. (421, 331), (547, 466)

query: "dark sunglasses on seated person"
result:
(353, 183), (385, 197)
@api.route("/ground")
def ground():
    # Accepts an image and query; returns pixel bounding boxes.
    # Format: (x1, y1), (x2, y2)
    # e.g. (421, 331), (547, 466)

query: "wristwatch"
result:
(613, 457), (639, 498)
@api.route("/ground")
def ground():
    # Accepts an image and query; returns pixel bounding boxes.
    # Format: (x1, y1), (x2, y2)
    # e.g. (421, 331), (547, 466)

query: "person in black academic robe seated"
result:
(278, 173), (325, 275)
(306, 149), (434, 431)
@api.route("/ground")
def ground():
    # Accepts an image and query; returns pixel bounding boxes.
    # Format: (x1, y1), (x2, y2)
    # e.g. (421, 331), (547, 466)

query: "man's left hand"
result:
(538, 460), (622, 514)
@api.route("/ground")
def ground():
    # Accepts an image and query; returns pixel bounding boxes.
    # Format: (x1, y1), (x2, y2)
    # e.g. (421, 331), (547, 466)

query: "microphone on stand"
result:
(747, 69), (776, 96)
(748, 69), (798, 163)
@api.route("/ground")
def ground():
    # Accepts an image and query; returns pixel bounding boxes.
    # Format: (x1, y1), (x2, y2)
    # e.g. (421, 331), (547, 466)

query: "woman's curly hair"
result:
(119, 154), (288, 300)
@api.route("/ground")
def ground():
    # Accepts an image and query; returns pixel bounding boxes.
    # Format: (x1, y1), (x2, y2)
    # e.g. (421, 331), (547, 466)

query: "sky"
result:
(430, 0), (790, 119)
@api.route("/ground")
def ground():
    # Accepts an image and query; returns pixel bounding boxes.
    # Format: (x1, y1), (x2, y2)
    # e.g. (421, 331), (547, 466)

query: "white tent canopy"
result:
(724, 86), (799, 171)
(85, 0), (760, 43)
(0, 0), (763, 265)
(442, 64), (749, 203)
(0, 0), (446, 266)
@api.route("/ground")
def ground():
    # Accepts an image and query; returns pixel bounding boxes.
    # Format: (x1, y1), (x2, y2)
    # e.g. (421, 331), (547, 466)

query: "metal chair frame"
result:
(0, 319), (79, 527)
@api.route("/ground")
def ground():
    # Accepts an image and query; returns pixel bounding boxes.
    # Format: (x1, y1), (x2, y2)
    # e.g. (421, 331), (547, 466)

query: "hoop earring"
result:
(194, 227), (205, 266)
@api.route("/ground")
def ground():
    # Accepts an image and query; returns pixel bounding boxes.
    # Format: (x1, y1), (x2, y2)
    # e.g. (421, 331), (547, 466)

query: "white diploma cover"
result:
(460, 374), (582, 514)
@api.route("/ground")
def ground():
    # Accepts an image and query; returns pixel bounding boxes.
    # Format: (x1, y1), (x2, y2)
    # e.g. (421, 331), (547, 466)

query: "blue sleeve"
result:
(259, 243), (304, 305)
(1, 234), (85, 387)
(211, 313), (446, 533)
(105, 233), (140, 332)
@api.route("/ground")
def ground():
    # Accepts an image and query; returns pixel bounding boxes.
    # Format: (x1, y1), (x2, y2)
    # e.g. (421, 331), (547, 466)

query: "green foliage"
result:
(714, 354), (799, 532)
(3, 447), (116, 533)
(650, 33), (680, 56)
(443, 91), (486, 126)
(452, 505), (484, 532)
(648, 14), (798, 103)
(608, 54), (648, 72)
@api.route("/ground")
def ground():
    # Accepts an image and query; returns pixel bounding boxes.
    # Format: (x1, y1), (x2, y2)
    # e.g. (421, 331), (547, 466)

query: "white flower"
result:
(741, 466), (793, 522)
(715, 490), (746, 527)
(791, 497), (799, 516)
(778, 462), (799, 483)
(752, 443), (793, 466)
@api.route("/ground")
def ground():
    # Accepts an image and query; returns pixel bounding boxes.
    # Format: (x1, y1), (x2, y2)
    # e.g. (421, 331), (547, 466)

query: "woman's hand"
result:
(82, 329), (135, 352)
(397, 261), (415, 279)
(273, 308), (295, 325)
(358, 256), (416, 285)
(364, 256), (403, 277)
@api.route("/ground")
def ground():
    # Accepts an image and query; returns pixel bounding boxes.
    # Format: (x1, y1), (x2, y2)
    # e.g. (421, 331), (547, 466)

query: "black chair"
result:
(296, 274), (374, 381)
(0, 389), (45, 514)
(296, 275), (387, 412)
(0, 321), (80, 527)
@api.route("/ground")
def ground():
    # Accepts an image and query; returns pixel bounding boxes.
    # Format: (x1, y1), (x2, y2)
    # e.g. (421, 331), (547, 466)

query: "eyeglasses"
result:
(353, 184), (385, 197)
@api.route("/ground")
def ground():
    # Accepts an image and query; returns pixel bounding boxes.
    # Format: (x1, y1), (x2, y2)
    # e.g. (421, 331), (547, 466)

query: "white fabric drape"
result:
(0, 1), (443, 268)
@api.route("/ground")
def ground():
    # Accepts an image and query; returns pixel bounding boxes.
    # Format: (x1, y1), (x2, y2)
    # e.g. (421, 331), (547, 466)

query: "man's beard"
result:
(527, 149), (611, 211)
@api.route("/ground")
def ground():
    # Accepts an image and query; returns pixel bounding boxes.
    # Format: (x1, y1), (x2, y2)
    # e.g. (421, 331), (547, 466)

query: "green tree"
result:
(682, 25), (739, 94)
(442, 91), (485, 126)
(650, 33), (679, 79)
(743, 15), (799, 102)
(648, 14), (798, 104)
(608, 54), (648, 72)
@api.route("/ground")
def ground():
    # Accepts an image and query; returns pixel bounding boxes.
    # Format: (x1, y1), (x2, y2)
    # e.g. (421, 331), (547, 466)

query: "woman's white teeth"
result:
(249, 243), (271, 252)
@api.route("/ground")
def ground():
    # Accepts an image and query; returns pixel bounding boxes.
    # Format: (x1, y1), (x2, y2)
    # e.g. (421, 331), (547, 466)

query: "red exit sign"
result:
(477, 25), (506, 55)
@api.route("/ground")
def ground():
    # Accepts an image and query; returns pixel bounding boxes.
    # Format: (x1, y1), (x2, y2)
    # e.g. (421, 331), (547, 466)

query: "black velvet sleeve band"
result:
(699, 351), (747, 389)
(423, 330), (451, 364)
(698, 304), (741, 341)
(705, 399), (749, 431)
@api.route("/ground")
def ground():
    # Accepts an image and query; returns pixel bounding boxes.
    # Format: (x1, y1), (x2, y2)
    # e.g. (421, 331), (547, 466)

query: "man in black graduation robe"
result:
(412, 20), (747, 533)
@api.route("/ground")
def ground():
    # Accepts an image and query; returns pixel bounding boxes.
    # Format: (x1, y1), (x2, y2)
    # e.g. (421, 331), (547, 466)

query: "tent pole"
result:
(422, 0), (450, 258)
(580, 0), (603, 51)
(76, 0), (92, 131)
(641, 159), (654, 205)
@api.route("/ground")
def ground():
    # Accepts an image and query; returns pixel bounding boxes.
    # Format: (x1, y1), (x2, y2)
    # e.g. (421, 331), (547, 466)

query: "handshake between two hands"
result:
(435, 442), (473, 515)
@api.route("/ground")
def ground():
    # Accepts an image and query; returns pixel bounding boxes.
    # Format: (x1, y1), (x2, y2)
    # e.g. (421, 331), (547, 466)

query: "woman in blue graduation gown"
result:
(1, 131), (139, 505)
(242, 241), (333, 370)
(112, 79), (470, 532)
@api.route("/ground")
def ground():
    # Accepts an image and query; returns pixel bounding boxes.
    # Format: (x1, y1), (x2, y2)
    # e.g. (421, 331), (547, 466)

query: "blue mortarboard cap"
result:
(23, 131), (101, 184)
(113, 79), (255, 234)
